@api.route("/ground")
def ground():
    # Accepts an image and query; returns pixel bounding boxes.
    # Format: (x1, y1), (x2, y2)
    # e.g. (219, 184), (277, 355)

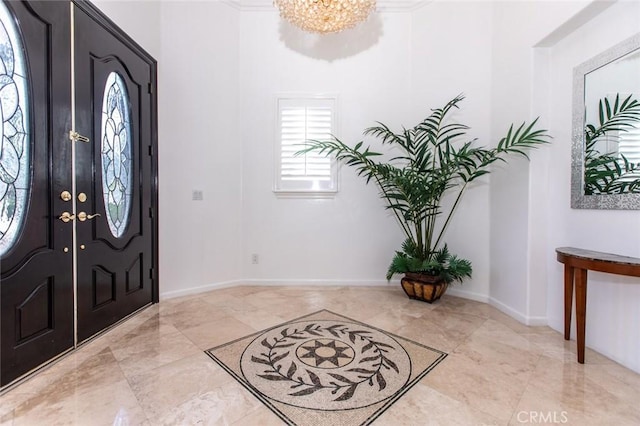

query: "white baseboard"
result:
(488, 296), (548, 326)
(159, 279), (547, 326)
(446, 287), (490, 303)
(240, 279), (397, 287)
(159, 278), (397, 300)
(525, 316), (548, 326)
(159, 279), (243, 300)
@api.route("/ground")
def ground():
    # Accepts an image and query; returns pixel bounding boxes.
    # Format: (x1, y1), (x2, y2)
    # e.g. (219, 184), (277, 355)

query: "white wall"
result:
(411, 1), (494, 301)
(93, 1), (243, 298)
(91, 0), (161, 59)
(535, 0), (640, 373)
(158, 1), (242, 296)
(95, 0), (640, 374)
(239, 10), (411, 284)
(488, 0), (591, 323)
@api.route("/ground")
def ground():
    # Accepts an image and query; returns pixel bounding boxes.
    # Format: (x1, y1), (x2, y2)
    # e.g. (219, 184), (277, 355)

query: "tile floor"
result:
(1, 286), (639, 425)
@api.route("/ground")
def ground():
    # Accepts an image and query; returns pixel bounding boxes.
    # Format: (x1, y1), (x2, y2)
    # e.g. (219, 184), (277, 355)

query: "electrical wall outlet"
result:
(192, 190), (203, 201)
(251, 254), (259, 264)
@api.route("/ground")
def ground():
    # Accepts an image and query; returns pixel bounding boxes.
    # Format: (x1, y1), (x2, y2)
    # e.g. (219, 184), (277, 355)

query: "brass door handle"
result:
(77, 212), (101, 222)
(59, 212), (75, 222)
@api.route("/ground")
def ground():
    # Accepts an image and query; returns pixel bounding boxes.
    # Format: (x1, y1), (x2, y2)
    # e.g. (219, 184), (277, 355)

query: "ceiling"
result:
(224, 0), (430, 12)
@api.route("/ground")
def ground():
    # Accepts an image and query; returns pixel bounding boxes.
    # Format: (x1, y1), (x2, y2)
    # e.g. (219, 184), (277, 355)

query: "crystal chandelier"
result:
(274, 0), (377, 34)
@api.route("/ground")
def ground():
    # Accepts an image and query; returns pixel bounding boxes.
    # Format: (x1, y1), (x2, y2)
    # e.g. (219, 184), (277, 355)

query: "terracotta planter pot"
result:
(400, 272), (449, 303)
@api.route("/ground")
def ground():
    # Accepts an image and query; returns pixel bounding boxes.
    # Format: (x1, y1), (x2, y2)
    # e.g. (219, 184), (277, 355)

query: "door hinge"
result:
(69, 130), (90, 143)
(148, 145), (153, 156)
(149, 268), (155, 280)
(148, 83), (153, 94)
(149, 207), (154, 218)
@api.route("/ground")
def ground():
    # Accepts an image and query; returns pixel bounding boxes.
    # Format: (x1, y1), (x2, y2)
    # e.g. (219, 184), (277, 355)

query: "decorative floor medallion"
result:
(206, 310), (447, 426)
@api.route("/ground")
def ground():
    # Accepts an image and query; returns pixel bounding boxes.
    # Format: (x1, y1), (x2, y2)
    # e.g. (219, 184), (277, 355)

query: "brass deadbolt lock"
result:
(78, 193), (87, 203)
(58, 212), (75, 223)
(60, 191), (72, 202)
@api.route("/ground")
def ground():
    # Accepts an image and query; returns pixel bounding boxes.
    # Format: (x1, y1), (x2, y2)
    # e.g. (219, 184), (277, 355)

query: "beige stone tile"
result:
(180, 316), (258, 351)
(218, 302), (288, 330)
(129, 353), (243, 421)
(160, 292), (201, 305)
(421, 323), (542, 422)
(584, 361), (640, 405)
(87, 304), (161, 348)
(231, 406), (287, 426)
(324, 287), (436, 322)
(111, 330), (202, 378)
(0, 375), (57, 418)
(379, 309), (484, 352)
(159, 297), (231, 331)
(341, 286), (420, 315)
(200, 291), (247, 308)
(148, 380), (263, 426)
(521, 330), (615, 365)
(11, 379), (147, 426)
(240, 292), (321, 319)
(318, 296), (401, 323)
(106, 313), (180, 351)
(376, 383), (505, 426)
(3, 285), (639, 426)
(511, 355), (640, 425)
(9, 347), (125, 412)
(0, 388), (36, 421)
(435, 294), (496, 318)
(465, 319), (544, 356)
(214, 286), (270, 298)
(0, 411), (15, 426)
(367, 304), (437, 331)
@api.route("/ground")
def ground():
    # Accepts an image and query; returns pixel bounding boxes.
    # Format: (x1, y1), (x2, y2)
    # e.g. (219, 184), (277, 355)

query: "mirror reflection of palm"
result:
(584, 94), (640, 195)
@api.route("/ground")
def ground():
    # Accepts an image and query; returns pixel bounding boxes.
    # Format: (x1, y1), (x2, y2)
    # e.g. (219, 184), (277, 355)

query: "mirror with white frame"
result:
(572, 33), (640, 209)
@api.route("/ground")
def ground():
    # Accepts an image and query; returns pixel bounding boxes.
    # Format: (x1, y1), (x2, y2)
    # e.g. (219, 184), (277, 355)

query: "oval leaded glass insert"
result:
(0, 3), (30, 257)
(101, 72), (132, 238)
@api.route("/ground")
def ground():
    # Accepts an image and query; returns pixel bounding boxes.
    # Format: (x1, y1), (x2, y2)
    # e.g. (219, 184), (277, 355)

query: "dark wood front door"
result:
(73, 3), (157, 342)
(0, 0), (157, 387)
(0, 0), (73, 387)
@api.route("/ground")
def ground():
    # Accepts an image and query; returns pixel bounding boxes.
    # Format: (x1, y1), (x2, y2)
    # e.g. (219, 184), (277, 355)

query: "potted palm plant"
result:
(299, 95), (550, 302)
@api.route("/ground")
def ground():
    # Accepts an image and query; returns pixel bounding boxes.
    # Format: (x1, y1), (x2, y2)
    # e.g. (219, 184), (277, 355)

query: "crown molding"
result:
(222, 0), (429, 12)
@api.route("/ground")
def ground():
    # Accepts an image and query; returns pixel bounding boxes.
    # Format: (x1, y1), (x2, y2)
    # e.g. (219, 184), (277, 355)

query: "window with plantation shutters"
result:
(275, 96), (338, 195)
(618, 124), (640, 178)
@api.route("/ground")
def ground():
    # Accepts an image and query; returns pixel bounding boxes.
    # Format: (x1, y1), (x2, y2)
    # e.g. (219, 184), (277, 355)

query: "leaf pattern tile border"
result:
(205, 310), (447, 426)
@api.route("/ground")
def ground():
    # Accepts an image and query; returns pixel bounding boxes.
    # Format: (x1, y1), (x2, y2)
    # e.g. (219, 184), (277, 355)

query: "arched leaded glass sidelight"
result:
(0, 3), (30, 257)
(101, 72), (132, 238)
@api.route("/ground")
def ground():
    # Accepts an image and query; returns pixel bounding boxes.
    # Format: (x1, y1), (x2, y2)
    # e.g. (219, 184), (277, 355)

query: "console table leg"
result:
(564, 265), (574, 340)
(575, 268), (588, 364)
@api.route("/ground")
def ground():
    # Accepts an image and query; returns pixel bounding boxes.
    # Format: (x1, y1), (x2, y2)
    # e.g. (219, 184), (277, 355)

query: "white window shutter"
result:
(275, 97), (338, 195)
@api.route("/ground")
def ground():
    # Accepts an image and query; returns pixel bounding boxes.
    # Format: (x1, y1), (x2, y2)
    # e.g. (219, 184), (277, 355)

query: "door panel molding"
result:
(0, 0), (73, 387)
(74, 0), (157, 343)
(16, 278), (54, 343)
(1, 0), (158, 388)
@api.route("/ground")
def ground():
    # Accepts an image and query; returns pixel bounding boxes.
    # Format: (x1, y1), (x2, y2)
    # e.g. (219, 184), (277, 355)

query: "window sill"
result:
(273, 190), (338, 199)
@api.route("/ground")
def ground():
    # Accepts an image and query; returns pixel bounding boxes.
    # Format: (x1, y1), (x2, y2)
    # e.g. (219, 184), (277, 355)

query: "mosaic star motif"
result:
(296, 338), (355, 368)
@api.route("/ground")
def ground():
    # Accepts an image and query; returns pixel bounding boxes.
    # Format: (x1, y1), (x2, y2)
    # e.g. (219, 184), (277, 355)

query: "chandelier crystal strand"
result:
(274, 0), (377, 34)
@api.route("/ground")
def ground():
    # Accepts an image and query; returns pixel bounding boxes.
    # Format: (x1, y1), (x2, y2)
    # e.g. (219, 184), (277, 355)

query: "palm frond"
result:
(299, 95), (551, 283)
(584, 94), (640, 194)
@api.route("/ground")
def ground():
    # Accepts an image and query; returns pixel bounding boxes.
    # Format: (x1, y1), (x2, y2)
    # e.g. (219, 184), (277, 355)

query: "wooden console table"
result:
(556, 247), (640, 363)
